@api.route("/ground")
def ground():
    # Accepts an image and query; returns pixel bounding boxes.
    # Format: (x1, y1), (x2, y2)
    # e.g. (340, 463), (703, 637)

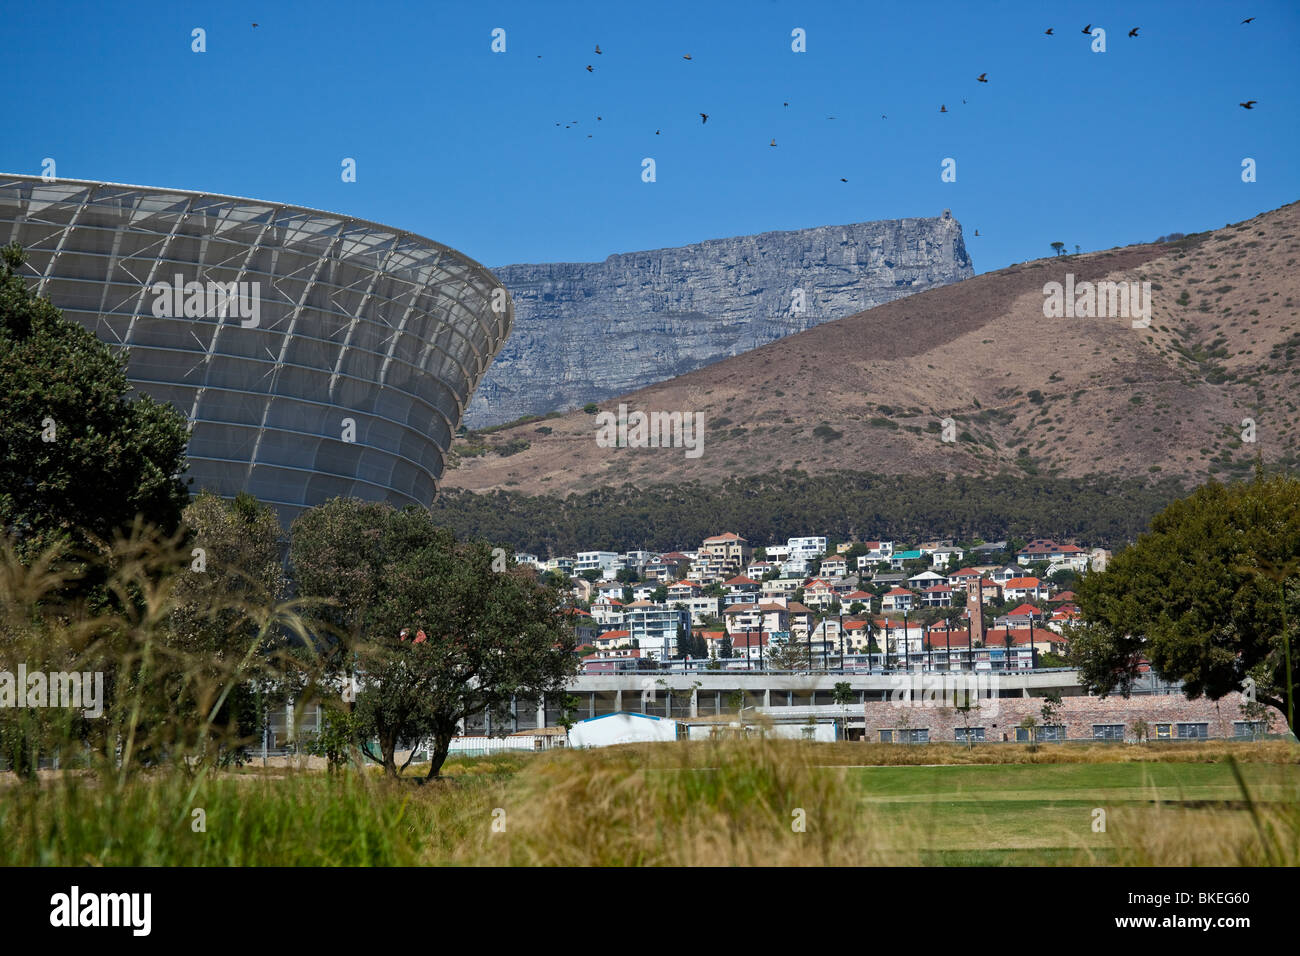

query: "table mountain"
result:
(466, 212), (973, 427)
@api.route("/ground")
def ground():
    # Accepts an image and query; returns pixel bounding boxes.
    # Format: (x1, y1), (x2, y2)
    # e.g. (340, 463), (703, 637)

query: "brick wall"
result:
(861, 688), (1275, 742)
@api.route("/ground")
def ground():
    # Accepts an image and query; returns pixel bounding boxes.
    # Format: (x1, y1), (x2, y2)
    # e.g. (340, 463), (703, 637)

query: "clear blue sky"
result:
(5, 0), (1297, 273)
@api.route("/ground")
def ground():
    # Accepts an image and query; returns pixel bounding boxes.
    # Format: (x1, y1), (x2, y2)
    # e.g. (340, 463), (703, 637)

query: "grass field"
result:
(2, 741), (1297, 866)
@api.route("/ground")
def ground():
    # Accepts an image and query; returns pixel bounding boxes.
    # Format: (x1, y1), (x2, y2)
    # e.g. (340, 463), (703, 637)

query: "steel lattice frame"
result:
(0, 175), (512, 526)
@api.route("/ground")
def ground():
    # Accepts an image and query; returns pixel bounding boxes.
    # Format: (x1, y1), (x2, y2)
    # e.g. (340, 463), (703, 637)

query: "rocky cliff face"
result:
(465, 213), (973, 427)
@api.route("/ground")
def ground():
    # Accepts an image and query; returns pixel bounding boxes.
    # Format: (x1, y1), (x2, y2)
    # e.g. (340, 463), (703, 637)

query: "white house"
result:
(575, 551), (622, 579)
(930, 546), (965, 568)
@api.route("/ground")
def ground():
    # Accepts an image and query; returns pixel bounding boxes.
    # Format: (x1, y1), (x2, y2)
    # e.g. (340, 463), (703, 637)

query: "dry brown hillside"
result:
(443, 202), (1300, 495)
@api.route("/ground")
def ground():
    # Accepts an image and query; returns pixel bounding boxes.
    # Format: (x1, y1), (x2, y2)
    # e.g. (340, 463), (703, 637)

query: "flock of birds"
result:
(548, 19), (1262, 168)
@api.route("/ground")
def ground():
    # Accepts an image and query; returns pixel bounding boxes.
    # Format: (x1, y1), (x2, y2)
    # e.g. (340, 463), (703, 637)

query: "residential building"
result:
(1003, 576), (1051, 602)
(673, 595), (722, 626)
(930, 546), (965, 568)
(1016, 539), (1089, 568)
(723, 575), (762, 601)
(882, 587), (916, 612)
(622, 601), (690, 661)
(819, 555), (848, 578)
(575, 551), (622, 579)
(698, 532), (753, 578)
(907, 569), (947, 589)
(920, 584), (955, 607)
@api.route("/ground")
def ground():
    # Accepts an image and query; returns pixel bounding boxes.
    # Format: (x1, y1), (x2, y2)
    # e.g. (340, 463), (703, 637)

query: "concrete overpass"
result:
(462, 670), (1183, 734)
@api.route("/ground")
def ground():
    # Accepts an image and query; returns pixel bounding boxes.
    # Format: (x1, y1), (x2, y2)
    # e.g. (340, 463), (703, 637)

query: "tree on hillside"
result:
(291, 499), (577, 778)
(1070, 473), (1299, 737)
(1050, 242), (1065, 256)
(0, 243), (190, 562)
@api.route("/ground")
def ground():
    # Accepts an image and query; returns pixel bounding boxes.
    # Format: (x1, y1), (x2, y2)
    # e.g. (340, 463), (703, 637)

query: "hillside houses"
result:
(539, 532), (1089, 670)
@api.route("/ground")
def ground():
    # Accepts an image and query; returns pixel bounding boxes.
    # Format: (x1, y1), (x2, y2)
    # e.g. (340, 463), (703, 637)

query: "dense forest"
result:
(428, 470), (1196, 557)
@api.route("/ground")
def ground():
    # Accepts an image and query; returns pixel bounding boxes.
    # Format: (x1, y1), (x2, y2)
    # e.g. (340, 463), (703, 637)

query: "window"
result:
(801, 726), (816, 740)
(956, 727), (985, 742)
(1155, 723), (1172, 739)
(1092, 724), (1125, 741)
(1176, 722), (1208, 739)
(879, 729), (893, 743)
(901, 728), (929, 744)
(1233, 721), (1268, 739)
(1015, 724), (1064, 742)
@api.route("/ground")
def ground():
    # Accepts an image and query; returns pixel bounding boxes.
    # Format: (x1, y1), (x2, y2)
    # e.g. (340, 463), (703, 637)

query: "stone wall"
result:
(465, 214), (973, 427)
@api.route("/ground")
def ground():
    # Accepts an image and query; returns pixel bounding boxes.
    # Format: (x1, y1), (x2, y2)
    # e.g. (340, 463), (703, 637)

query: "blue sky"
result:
(5, 0), (1297, 273)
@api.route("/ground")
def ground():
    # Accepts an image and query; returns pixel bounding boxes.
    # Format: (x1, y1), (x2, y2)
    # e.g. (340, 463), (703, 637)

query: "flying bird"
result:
(770, 138), (777, 146)
(1044, 28), (1054, 35)
(974, 229), (980, 236)
(881, 114), (887, 119)
(700, 113), (708, 123)
(682, 54), (692, 60)
(840, 178), (848, 183)
(939, 104), (947, 112)
(252, 23), (258, 28)
(1082, 23), (1092, 34)
(783, 101), (789, 107)
(1242, 17), (1255, 24)
(586, 65), (593, 72)
(1239, 100), (1257, 109)
(597, 116), (602, 121)
(1128, 27), (1140, 37)
(655, 129), (660, 135)
(594, 44), (602, 54)
(977, 72), (988, 82)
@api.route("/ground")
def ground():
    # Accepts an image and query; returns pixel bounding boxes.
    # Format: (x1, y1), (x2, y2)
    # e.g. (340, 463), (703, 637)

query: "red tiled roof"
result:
(1004, 577), (1043, 589)
(1008, 603), (1044, 616)
(596, 629), (630, 641)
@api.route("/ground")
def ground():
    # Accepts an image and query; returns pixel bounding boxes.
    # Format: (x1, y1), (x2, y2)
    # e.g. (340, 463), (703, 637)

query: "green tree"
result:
(767, 631), (811, 670)
(290, 499), (577, 778)
(0, 243), (190, 562)
(1050, 241), (1065, 256)
(1070, 474), (1299, 736)
(167, 491), (290, 759)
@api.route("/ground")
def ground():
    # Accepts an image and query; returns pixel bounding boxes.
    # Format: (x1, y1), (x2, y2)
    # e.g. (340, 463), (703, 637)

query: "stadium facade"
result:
(0, 175), (511, 525)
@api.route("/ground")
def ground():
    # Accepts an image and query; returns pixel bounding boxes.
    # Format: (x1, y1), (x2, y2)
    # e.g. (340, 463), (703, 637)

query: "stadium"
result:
(0, 174), (511, 525)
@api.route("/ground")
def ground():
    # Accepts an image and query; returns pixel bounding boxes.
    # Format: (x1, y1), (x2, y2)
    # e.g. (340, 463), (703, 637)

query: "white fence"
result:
(444, 734), (563, 756)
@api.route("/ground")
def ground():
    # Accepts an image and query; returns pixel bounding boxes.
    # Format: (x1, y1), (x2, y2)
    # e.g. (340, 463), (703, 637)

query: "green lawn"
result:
(850, 762), (1300, 864)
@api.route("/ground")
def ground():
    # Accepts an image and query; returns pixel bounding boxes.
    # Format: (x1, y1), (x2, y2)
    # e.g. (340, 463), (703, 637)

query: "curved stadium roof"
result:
(0, 175), (512, 525)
